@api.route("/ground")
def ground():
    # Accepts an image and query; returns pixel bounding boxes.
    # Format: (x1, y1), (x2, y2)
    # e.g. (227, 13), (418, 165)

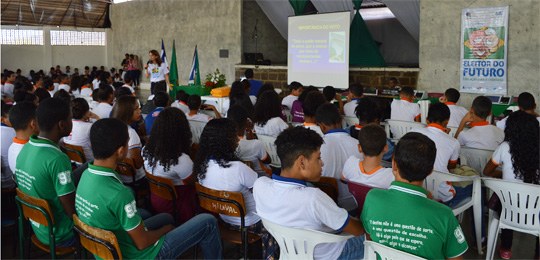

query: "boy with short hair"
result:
(281, 81), (303, 110)
(361, 132), (469, 259)
(144, 91), (169, 135)
(121, 75), (135, 93)
(343, 83), (364, 117)
(496, 92), (540, 129)
(76, 118), (222, 259)
(92, 86), (114, 119)
(301, 91), (327, 136)
(8, 102), (38, 174)
(455, 96), (504, 150)
(171, 90), (190, 114)
(43, 76), (56, 97)
(185, 95), (220, 122)
(342, 124), (394, 188)
(58, 74), (71, 93)
(442, 88), (468, 128)
(390, 86), (421, 122)
(253, 127), (365, 260)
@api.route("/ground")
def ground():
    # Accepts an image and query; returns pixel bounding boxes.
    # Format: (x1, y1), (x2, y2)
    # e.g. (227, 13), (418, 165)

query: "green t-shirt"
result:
(361, 181), (468, 259)
(14, 135), (75, 245)
(75, 163), (163, 259)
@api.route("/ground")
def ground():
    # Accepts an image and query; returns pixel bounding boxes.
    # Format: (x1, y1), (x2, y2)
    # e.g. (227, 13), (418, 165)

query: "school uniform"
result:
(80, 86), (93, 97)
(2, 83), (15, 98)
(171, 100), (189, 114)
(63, 119), (94, 161)
(303, 123), (324, 137)
(185, 112), (212, 123)
(254, 117), (288, 137)
(1, 125), (16, 188)
(342, 157), (394, 189)
(121, 84), (135, 93)
(390, 98), (421, 122)
(457, 121), (504, 150)
(491, 142), (525, 182)
(236, 137), (269, 175)
(123, 127), (145, 183)
(349, 124), (394, 162)
(344, 98), (360, 117)
(446, 102), (468, 128)
(58, 84), (70, 92)
(7, 137), (27, 174)
(93, 102), (113, 119)
(281, 95), (298, 110)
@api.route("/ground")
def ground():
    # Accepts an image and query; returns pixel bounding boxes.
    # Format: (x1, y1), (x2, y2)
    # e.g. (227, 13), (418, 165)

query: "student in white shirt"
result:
(390, 86), (421, 122)
(92, 86), (114, 119)
(441, 88), (468, 128)
(63, 98), (99, 162)
(253, 127), (366, 260)
(316, 103), (362, 211)
(7, 102), (38, 174)
(301, 91), (327, 137)
(343, 83), (363, 117)
(171, 90), (190, 114)
(484, 111), (540, 259)
(58, 74), (71, 93)
(2, 71), (16, 99)
(281, 81), (303, 110)
(185, 95), (220, 123)
(121, 75), (135, 94)
(145, 49), (170, 95)
(254, 90), (289, 137)
(342, 125), (394, 189)
(142, 107), (199, 224)
(195, 118), (277, 259)
(496, 92), (540, 130)
(455, 96), (504, 150)
(1, 101), (16, 188)
(43, 77), (57, 97)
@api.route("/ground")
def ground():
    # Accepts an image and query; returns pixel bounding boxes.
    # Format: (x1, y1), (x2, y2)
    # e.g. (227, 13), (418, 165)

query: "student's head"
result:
(187, 95), (202, 110)
(71, 98), (90, 120)
(176, 90), (189, 103)
(90, 118), (129, 161)
(153, 91), (169, 107)
(289, 81), (303, 96)
(99, 72), (112, 84)
(34, 88), (51, 103)
(348, 83), (363, 98)
(9, 102), (38, 133)
(1, 101), (12, 126)
(315, 103), (342, 132)
(5, 71), (15, 82)
(275, 127), (324, 181)
(14, 77), (34, 94)
(358, 125), (387, 157)
(253, 90), (282, 126)
(229, 81), (246, 99)
(244, 68), (254, 79)
(503, 110), (539, 184)
(227, 105), (249, 134)
(241, 79), (251, 94)
(399, 86), (414, 98)
(43, 76), (54, 91)
(143, 107), (192, 171)
(517, 92), (536, 111)
(444, 88), (461, 103)
(427, 103), (450, 125)
(36, 98), (72, 136)
(302, 91), (327, 118)
(59, 74), (70, 84)
(13, 92), (38, 106)
(111, 95), (141, 124)
(322, 86), (336, 102)
(97, 86), (114, 104)
(91, 88), (100, 102)
(298, 86), (318, 103)
(256, 83), (275, 99)
(53, 89), (71, 105)
(471, 96), (492, 119)
(355, 97), (381, 124)
(194, 118), (239, 180)
(115, 86), (133, 99)
(393, 132), (436, 182)
(388, 77), (399, 88)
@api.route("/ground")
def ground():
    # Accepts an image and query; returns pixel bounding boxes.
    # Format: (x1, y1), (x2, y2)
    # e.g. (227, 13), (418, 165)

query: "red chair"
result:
(347, 181), (376, 217)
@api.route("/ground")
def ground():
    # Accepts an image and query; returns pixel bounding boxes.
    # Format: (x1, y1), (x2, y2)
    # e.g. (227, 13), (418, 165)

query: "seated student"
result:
(43, 76), (57, 97)
(121, 75), (135, 94)
(195, 118), (276, 259)
(144, 91), (169, 135)
(253, 127), (366, 260)
(254, 90), (289, 137)
(229, 81), (255, 117)
(76, 118), (222, 259)
(361, 132), (469, 259)
(390, 86), (421, 122)
(322, 85), (344, 114)
(115, 85), (134, 99)
(15, 98), (76, 247)
(342, 124), (394, 188)
(58, 74), (71, 93)
(316, 103), (361, 211)
(241, 79), (257, 105)
(142, 108), (198, 224)
(1, 101), (16, 188)
(8, 102), (38, 176)
(441, 88), (468, 128)
(88, 88), (100, 111)
(171, 90), (190, 114)
(281, 81), (303, 110)
(227, 105), (271, 176)
(290, 86), (318, 123)
(34, 87), (51, 104)
(484, 111), (539, 259)
(256, 83), (277, 100)
(2, 70), (15, 99)
(92, 85), (114, 119)
(185, 95), (220, 122)
(63, 98), (99, 162)
(245, 68), (263, 97)
(496, 92), (540, 130)
(301, 91), (326, 136)
(53, 89), (72, 106)
(343, 83), (364, 117)
(455, 96), (504, 150)
(79, 78), (93, 97)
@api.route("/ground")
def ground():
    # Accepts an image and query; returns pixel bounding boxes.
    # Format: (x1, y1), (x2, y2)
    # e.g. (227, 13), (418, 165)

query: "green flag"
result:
(188, 45), (201, 86)
(169, 40), (179, 88)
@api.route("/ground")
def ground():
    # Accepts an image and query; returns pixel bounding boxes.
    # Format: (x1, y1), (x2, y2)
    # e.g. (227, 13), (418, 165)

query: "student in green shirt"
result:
(361, 132), (469, 259)
(76, 118), (222, 259)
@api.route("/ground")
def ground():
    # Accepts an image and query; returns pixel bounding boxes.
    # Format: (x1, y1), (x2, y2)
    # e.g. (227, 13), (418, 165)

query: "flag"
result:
(160, 39), (168, 68)
(188, 45), (201, 85)
(169, 40), (179, 87)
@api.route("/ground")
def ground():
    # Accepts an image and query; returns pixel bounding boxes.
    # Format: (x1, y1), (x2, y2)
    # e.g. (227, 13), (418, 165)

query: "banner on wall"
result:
(460, 6), (508, 94)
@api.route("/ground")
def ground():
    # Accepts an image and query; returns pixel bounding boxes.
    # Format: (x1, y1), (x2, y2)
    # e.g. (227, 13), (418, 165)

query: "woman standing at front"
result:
(145, 50), (170, 95)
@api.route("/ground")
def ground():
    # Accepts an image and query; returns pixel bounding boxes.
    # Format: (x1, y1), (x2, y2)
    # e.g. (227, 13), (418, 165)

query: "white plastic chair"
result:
(384, 119), (426, 143)
(482, 178), (540, 260)
(424, 171), (483, 254)
(283, 109), (292, 123)
(257, 134), (281, 168)
(417, 100), (430, 124)
(261, 218), (353, 260)
(188, 120), (206, 144)
(448, 126), (458, 138)
(344, 116), (359, 128)
(459, 147), (494, 175)
(364, 240), (425, 260)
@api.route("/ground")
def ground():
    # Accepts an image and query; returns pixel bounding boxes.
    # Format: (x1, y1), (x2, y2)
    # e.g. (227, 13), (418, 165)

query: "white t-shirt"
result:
(121, 84), (135, 94)
(63, 120), (94, 161)
(92, 79), (100, 90)
(48, 89), (57, 97)
(147, 63), (169, 82)
(344, 99), (360, 117)
(2, 83), (15, 98)
(58, 84), (70, 92)
(249, 96), (257, 105)
(8, 140), (26, 173)
(281, 95), (298, 110)
(491, 142), (524, 182)
(185, 112), (212, 123)
(123, 127), (145, 183)
(143, 153), (193, 186)
(254, 117), (288, 137)
(390, 99), (421, 122)
(92, 103), (113, 119)
(80, 87), (93, 97)
(236, 138), (268, 175)
(253, 175), (350, 260)
(1, 126), (16, 188)
(496, 115), (540, 130)
(199, 160), (260, 226)
(341, 156), (394, 189)
(171, 101), (189, 114)
(303, 123), (324, 137)
(458, 123), (504, 150)
(320, 129), (363, 211)
(447, 103), (468, 128)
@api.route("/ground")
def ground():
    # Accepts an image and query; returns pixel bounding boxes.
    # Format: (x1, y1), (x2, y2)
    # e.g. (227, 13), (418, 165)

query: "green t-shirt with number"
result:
(361, 181), (469, 259)
(14, 135), (75, 245)
(75, 163), (164, 259)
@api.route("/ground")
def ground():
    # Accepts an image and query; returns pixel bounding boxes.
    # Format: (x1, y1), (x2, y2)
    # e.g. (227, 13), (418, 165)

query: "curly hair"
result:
(143, 107), (192, 172)
(253, 90), (282, 127)
(504, 111), (539, 184)
(193, 118), (239, 181)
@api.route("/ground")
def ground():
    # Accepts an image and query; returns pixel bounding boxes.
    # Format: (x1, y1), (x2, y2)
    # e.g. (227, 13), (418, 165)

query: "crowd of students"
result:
(1, 63), (539, 259)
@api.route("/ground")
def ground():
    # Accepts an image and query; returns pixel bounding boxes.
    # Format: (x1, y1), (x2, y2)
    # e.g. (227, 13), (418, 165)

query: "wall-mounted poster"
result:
(460, 6), (508, 94)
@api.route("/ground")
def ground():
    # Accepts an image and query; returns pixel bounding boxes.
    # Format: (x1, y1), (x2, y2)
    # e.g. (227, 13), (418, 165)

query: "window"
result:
(50, 30), (106, 46)
(1, 29), (44, 45)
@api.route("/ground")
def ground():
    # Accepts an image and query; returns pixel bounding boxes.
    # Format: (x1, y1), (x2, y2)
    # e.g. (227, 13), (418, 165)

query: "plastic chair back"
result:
(188, 120), (207, 144)
(73, 214), (122, 259)
(364, 240), (425, 260)
(261, 218), (353, 260)
(344, 116), (359, 128)
(385, 120), (425, 142)
(417, 100), (430, 124)
(348, 181), (375, 215)
(448, 126), (458, 138)
(257, 134), (281, 168)
(312, 177), (338, 202)
(62, 143), (87, 164)
(459, 147), (494, 175)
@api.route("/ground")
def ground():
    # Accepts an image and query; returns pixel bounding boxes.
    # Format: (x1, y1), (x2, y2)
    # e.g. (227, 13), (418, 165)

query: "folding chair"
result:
(384, 119), (426, 143)
(257, 134), (281, 168)
(188, 120), (207, 144)
(73, 214), (122, 259)
(364, 240), (425, 260)
(61, 143), (87, 164)
(146, 172), (178, 224)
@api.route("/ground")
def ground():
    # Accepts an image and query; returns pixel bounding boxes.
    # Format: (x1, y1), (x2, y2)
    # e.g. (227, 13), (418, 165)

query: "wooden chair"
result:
(15, 188), (76, 259)
(347, 181), (376, 217)
(61, 143), (87, 164)
(312, 177), (339, 203)
(145, 172), (178, 223)
(116, 158), (136, 183)
(73, 214), (122, 259)
(195, 183), (260, 260)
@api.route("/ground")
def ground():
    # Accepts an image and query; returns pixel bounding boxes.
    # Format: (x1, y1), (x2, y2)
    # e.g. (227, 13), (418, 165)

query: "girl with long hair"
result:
(144, 50), (170, 95)
(253, 90), (288, 137)
(229, 80), (254, 118)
